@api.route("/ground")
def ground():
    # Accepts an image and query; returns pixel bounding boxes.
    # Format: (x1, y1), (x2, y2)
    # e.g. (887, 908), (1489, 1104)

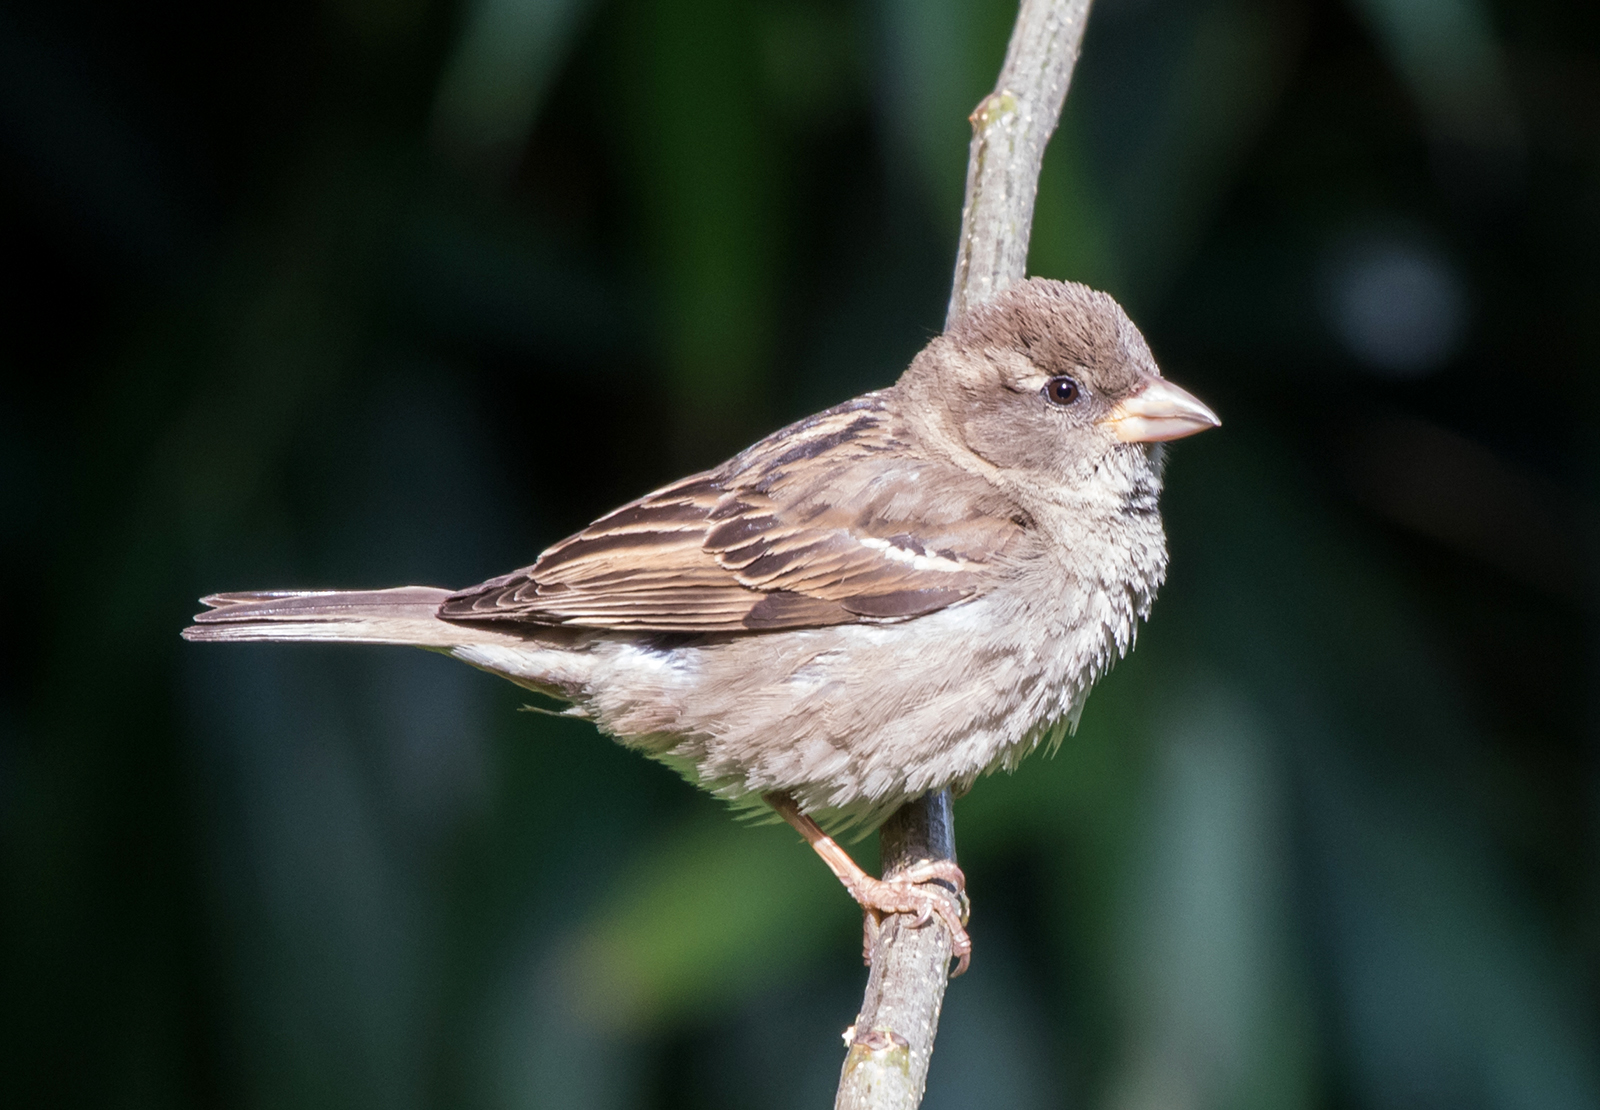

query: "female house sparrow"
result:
(185, 278), (1218, 972)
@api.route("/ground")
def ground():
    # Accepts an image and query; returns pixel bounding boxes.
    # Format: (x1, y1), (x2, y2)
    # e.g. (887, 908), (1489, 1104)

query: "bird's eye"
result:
(1044, 376), (1080, 405)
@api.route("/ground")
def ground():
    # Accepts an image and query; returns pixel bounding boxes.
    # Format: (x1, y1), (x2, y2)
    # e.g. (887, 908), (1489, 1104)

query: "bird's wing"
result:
(439, 393), (1031, 632)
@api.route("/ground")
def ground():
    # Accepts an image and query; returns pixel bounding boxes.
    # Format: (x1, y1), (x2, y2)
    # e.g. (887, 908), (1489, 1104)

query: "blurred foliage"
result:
(3, 0), (1599, 1108)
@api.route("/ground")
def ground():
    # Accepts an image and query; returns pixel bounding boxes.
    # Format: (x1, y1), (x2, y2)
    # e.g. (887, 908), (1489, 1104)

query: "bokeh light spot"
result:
(1322, 233), (1467, 377)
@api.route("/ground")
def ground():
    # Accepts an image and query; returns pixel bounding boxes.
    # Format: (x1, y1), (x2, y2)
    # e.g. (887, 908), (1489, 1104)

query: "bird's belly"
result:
(577, 582), (1137, 826)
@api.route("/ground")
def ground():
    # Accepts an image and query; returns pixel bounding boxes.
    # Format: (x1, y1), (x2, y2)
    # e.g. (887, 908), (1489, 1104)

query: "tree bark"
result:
(948, 0), (1092, 326)
(834, 3), (1093, 1108)
(834, 793), (958, 1110)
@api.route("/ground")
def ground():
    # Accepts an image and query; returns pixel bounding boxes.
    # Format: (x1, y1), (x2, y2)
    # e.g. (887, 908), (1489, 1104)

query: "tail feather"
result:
(182, 586), (529, 648)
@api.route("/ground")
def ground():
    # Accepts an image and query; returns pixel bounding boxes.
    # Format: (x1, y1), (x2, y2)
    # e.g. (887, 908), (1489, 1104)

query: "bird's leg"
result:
(765, 791), (972, 976)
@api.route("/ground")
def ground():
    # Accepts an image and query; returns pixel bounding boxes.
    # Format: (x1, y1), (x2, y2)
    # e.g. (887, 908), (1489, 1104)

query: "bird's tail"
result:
(182, 586), (525, 649)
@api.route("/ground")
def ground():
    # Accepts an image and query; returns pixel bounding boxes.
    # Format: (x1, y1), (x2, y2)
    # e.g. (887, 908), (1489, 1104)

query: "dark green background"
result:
(4, 0), (1598, 1106)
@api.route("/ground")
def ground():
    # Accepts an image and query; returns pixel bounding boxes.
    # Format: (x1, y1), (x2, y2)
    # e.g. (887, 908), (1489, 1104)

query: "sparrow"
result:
(184, 278), (1219, 973)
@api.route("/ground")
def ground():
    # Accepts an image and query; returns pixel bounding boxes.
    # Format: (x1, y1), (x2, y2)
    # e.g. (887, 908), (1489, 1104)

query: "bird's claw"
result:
(849, 860), (972, 977)
(894, 859), (971, 925)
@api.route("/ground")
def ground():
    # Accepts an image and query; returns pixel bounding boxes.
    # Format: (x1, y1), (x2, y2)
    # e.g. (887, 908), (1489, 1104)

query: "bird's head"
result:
(901, 278), (1219, 501)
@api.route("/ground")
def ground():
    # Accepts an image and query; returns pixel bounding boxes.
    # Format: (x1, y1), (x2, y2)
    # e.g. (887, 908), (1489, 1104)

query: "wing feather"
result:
(439, 393), (1029, 632)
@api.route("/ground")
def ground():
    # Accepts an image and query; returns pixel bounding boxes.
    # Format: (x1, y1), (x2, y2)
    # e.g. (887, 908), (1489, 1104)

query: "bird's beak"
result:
(1101, 377), (1221, 443)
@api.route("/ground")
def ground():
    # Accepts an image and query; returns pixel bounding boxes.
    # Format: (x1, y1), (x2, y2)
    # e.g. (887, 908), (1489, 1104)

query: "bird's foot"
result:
(765, 791), (972, 977)
(851, 860), (971, 977)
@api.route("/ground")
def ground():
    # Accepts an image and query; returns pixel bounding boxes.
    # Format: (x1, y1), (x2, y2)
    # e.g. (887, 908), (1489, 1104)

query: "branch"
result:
(834, 4), (1092, 1109)
(835, 793), (957, 1110)
(949, 0), (1093, 326)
